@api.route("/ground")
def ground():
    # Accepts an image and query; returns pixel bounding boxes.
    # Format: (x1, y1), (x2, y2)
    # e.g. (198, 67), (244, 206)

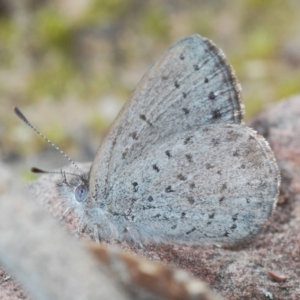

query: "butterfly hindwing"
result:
(108, 124), (278, 245)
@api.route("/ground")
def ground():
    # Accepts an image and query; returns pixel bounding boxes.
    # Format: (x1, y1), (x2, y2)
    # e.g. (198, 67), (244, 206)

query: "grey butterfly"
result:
(57, 34), (280, 246)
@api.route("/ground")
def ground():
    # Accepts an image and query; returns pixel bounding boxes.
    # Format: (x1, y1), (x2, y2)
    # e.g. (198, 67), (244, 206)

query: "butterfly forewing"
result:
(91, 34), (243, 197)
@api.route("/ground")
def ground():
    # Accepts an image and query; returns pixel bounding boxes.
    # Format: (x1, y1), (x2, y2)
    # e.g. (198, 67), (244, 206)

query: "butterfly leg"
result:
(59, 207), (71, 221)
(93, 225), (100, 243)
(124, 226), (144, 249)
(76, 219), (87, 238)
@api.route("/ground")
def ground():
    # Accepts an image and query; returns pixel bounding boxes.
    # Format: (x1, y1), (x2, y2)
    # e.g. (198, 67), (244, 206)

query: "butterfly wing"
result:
(90, 34), (243, 199)
(108, 124), (279, 245)
(83, 34), (279, 245)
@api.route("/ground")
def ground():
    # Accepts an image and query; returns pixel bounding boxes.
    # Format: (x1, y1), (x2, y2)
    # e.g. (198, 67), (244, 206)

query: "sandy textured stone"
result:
(0, 163), (129, 300)
(2, 94), (300, 299)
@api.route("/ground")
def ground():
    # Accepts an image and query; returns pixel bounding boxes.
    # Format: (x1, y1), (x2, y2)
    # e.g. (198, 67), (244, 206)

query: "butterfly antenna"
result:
(31, 167), (80, 178)
(14, 107), (83, 175)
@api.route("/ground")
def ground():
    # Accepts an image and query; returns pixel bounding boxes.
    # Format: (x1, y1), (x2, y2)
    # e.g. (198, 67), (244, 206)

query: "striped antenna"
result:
(31, 167), (80, 177)
(14, 107), (82, 175)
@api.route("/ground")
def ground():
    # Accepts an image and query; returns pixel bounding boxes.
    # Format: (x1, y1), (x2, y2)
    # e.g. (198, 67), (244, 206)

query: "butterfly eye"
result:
(75, 184), (88, 202)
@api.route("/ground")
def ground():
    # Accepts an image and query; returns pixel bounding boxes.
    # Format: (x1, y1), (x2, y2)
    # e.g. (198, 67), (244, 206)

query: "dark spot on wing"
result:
(209, 213), (215, 219)
(211, 138), (219, 146)
(184, 136), (193, 144)
(148, 196), (153, 202)
(165, 150), (172, 158)
(231, 224), (237, 230)
(181, 212), (186, 219)
(193, 64), (200, 71)
(260, 181), (268, 189)
(152, 164), (160, 172)
(142, 205), (156, 210)
(171, 224), (177, 229)
(190, 182), (195, 189)
(163, 215), (169, 221)
(204, 77), (209, 83)
(187, 196), (195, 204)
(112, 138), (117, 147)
(130, 132), (138, 140)
(212, 110), (221, 119)
(130, 198), (137, 205)
(209, 91), (216, 100)
(219, 196), (225, 203)
(221, 183), (227, 191)
(182, 92), (187, 98)
(175, 80), (180, 88)
(223, 231), (229, 237)
(139, 114), (153, 126)
(227, 130), (243, 142)
(132, 182), (138, 192)
(233, 150), (239, 157)
(186, 227), (196, 235)
(180, 54), (185, 60)
(165, 186), (175, 193)
(206, 163), (213, 169)
(177, 174), (186, 181)
(185, 154), (193, 162)
(232, 214), (238, 221)
(139, 114), (146, 121)
(154, 214), (161, 218)
(182, 108), (189, 115)
(122, 149), (128, 159)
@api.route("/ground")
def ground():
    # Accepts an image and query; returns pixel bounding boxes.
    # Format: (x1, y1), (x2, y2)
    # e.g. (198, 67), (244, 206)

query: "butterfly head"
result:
(13, 107), (96, 210)
(56, 170), (91, 209)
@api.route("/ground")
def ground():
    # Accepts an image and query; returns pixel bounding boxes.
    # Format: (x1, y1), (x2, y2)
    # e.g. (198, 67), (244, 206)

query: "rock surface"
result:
(1, 94), (300, 299)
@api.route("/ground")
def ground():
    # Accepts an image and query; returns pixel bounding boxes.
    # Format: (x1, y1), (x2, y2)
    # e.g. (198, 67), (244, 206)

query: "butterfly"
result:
(16, 34), (280, 246)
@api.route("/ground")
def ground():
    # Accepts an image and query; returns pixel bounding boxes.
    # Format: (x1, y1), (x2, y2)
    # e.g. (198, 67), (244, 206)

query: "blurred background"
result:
(1, 0), (300, 180)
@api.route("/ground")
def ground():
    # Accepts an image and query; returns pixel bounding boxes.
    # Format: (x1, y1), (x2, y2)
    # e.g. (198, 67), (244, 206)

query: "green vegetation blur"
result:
(1, 0), (299, 166)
